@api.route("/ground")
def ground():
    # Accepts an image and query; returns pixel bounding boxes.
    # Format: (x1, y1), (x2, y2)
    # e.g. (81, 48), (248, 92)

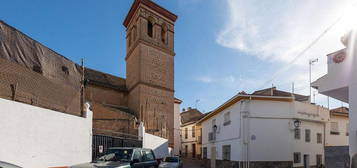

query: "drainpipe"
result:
(241, 97), (251, 168)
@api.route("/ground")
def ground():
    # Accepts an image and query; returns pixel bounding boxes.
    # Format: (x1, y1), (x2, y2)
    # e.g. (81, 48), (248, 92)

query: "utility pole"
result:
(309, 58), (318, 103)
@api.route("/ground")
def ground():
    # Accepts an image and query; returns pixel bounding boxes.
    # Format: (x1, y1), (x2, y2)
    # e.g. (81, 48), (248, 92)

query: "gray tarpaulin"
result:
(0, 20), (82, 116)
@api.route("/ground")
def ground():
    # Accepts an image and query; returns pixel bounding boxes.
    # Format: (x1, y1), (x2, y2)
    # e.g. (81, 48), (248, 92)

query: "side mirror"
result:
(131, 159), (140, 165)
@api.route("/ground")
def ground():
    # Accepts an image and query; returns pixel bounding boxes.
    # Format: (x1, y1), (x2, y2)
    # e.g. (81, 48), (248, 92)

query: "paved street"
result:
(182, 158), (204, 168)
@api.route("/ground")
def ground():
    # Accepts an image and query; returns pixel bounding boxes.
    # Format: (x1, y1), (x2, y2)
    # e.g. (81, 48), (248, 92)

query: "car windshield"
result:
(96, 149), (133, 162)
(163, 157), (178, 162)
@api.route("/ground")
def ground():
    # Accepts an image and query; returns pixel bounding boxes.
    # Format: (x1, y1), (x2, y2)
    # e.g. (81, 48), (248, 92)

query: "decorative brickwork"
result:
(125, 0), (176, 146)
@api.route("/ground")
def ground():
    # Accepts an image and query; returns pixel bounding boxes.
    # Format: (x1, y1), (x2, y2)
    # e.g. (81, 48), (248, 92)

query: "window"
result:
(203, 147), (207, 159)
(132, 150), (142, 162)
(224, 112), (231, 126)
(32, 65), (43, 74)
(61, 66), (69, 75)
(185, 128), (188, 139)
(294, 129), (301, 140)
(147, 20), (153, 38)
(305, 129), (311, 142)
(317, 133), (322, 144)
(161, 24), (167, 43)
(222, 145), (231, 161)
(316, 154), (323, 166)
(294, 152), (301, 163)
(142, 150), (155, 161)
(347, 123), (349, 136)
(331, 122), (339, 135)
(185, 145), (188, 157)
(192, 126), (196, 138)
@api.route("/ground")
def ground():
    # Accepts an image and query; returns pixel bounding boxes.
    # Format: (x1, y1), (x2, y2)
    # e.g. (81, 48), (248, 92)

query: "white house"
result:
(326, 107), (349, 147)
(197, 87), (329, 168)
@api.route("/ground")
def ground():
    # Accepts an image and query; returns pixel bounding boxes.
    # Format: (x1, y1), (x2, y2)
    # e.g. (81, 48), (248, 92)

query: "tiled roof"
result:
(252, 87), (309, 102)
(330, 107), (349, 116)
(180, 108), (204, 124)
(85, 68), (127, 92)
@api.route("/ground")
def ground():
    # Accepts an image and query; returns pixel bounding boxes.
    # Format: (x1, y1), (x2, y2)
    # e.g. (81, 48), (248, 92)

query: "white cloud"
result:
(214, 0), (356, 107)
(217, 0), (355, 64)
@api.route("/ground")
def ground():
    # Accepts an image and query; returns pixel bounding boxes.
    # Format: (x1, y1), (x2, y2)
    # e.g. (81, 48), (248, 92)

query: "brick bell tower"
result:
(123, 0), (177, 146)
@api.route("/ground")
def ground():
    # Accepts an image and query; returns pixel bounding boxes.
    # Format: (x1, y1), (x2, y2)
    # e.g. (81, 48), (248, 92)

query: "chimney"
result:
(188, 107), (192, 111)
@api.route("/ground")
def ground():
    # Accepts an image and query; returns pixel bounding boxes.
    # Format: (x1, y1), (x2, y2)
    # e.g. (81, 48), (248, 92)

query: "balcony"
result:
(312, 49), (350, 103)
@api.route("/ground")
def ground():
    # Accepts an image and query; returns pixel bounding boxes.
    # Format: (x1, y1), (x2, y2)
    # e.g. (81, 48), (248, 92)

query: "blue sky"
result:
(1, 0), (355, 112)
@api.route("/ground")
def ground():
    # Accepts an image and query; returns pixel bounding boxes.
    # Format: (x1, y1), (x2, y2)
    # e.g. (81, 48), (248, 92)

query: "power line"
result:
(257, 12), (345, 90)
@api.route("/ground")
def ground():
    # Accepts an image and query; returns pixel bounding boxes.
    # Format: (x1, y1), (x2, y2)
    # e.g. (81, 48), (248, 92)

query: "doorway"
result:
(304, 154), (310, 168)
(192, 144), (196, 158)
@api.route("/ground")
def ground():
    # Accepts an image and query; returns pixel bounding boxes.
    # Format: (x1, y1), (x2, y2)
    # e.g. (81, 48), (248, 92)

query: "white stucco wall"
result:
(173, 102), (181, 156)
(201, 98), (327, 167)
(143, 132), (169, 159)
(202, 101), (243, 161)
(0, 98), (92, 168)
(292, 120), (325, 167)
(349, 31), (357, 158)
(325, 115), (349, 146)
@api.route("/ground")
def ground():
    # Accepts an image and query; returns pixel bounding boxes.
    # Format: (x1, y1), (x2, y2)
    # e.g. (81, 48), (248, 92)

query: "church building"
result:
(86, 0), (178, 147)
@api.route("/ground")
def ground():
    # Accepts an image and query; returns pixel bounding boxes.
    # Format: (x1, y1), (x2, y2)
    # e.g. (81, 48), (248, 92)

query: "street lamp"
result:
(309, 58), (318, 103)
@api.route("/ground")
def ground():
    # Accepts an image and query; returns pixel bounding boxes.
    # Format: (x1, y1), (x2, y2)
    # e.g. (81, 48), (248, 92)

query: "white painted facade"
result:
(325, 114), (349, 146)
(200, 96), (329, 167)
(139, 123), (169, 159)
(173, 99), (182, 156)
(0, 98), (92, 168)
(312, 31), (357, 159)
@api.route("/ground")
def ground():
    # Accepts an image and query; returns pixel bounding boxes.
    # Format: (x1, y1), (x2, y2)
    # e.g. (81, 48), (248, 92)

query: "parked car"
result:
(0, 161), (22, 168)
(158, 157), (182, 168)
(70, 147), (158, 168)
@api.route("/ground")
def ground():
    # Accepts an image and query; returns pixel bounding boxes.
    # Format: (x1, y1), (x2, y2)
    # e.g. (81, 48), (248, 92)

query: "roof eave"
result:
(197, 95), (294, 125)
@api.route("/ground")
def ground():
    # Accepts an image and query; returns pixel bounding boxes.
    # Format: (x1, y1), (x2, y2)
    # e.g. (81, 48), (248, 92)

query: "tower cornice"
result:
(123, 0), (178, 28)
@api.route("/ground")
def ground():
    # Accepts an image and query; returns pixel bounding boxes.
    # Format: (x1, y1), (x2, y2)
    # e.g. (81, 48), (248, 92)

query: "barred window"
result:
(331, 122), (339, 135)
(317, 133), (322, 144)
(222, 145), (231, 161)
(305, 129), (311, 142)
(294, 129), (301, 140)
(224, 112), (231, 126)
(294, 152), (301, 163)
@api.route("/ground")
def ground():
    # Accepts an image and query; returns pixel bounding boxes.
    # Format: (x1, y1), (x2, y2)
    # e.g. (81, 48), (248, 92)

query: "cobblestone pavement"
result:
(182, 158), (204, 168)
